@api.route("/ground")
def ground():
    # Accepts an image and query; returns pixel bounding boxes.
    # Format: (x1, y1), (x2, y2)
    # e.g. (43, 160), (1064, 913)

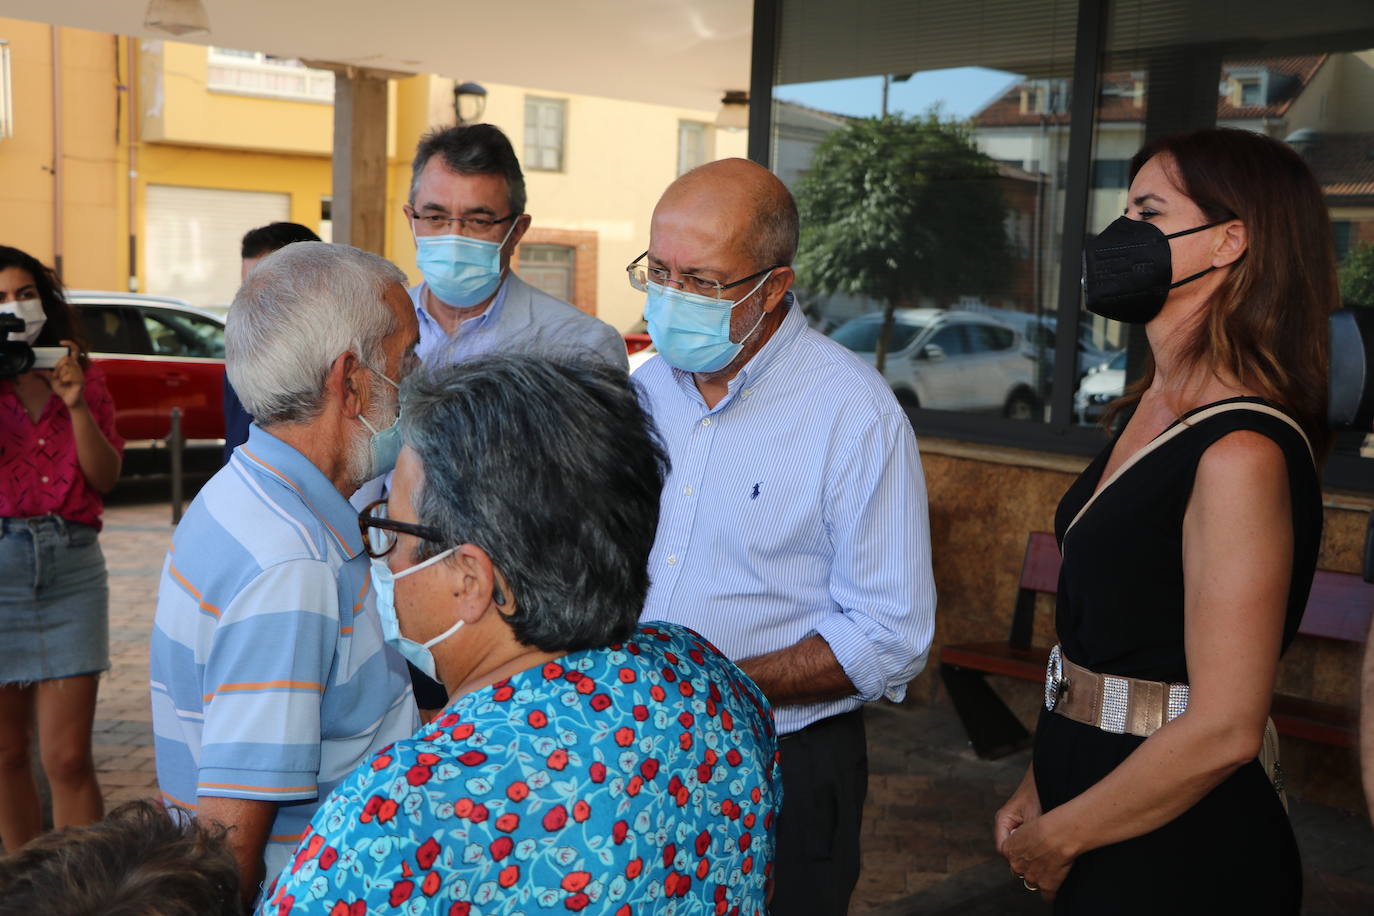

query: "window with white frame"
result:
(678, 121), (711, 175)
(524, 97), (566, 171)
(0, 41), (13, 140)
(206, 47), (334, 103)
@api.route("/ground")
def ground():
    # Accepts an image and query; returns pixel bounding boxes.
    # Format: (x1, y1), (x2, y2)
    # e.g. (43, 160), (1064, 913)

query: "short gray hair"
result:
(226, 242), (407, 425)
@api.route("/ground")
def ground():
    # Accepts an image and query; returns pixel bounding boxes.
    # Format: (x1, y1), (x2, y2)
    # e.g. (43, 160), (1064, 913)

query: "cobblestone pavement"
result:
(87, 498), (1374, 914)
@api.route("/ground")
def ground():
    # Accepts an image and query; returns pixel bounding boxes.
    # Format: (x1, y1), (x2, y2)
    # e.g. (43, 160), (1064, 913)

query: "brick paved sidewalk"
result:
(89, 499), (1374, 915)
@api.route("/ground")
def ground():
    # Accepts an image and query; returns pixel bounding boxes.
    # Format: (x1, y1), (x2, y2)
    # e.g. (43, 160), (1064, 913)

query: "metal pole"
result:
(169, 408), (183, 525)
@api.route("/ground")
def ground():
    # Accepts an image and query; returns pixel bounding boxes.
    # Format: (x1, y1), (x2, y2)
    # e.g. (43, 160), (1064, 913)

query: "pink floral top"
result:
(0, 364), (124, 530)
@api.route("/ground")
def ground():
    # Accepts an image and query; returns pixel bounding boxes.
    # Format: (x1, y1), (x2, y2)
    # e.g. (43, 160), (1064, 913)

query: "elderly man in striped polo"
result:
(630, 158), (937, 916)
(149, 243), (419, 909)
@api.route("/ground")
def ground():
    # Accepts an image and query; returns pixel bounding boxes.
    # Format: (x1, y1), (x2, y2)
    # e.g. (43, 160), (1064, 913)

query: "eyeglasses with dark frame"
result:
(358, 498), (448, 559)
(625, 250), (783, 301)
(405, 205), (518, 238)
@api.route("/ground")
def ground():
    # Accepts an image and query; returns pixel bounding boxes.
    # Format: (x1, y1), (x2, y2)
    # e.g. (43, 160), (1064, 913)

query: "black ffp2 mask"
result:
(1082, 216), (1225, 324)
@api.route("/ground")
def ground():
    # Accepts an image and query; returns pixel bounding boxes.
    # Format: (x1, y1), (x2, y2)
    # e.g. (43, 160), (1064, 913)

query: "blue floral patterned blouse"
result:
(257, 622), (780, 916)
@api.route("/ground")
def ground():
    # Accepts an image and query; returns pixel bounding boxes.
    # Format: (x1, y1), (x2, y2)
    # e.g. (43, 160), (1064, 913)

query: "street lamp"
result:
(453, 82), (488, 124)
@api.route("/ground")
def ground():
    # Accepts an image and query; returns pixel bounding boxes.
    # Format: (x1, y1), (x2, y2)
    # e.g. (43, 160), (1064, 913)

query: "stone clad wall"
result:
(910, 438), (1373, 808)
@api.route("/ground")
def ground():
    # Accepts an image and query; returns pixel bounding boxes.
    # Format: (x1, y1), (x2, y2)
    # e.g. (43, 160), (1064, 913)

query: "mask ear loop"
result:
(1163, 219), (1234, 290)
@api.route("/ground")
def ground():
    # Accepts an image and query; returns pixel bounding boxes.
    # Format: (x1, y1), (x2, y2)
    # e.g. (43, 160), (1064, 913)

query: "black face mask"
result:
(1081, 216), (1226, 324)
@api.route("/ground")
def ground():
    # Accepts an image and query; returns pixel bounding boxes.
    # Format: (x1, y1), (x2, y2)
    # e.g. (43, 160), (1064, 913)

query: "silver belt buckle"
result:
(1044, 644), (1069, 711)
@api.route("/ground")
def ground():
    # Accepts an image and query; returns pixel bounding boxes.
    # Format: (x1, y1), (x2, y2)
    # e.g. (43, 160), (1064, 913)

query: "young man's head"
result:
(240, 222), (322, 280)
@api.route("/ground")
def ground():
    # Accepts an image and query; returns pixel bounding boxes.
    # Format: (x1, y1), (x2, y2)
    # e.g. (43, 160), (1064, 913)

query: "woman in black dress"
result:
(994, 128), (1335, 914)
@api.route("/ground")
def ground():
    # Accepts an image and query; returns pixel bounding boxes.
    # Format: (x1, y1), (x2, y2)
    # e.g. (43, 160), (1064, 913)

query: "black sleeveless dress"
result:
(1032, 397), (1322, 915)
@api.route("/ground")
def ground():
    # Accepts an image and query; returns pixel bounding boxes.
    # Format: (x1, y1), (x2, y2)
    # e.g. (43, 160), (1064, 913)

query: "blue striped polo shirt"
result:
(150, 424), (417, 882)
(634, 297), (937, 735)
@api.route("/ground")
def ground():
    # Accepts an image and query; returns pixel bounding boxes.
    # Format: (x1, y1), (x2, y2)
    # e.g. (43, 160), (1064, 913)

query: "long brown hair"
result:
(1104, 128), (1336, 455)
(0, 245), (89, 362)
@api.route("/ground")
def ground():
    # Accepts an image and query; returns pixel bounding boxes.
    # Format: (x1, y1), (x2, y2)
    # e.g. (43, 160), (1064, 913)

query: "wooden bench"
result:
(939, 531), (1374, 759)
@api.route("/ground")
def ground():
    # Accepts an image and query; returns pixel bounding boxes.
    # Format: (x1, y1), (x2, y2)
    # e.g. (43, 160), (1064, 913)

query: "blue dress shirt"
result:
(633, 297), (937, 735)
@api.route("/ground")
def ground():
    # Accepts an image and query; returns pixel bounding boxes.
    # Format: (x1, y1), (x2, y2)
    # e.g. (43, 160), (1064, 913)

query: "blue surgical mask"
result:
(359, 368), (402, 477)
(415, 220), (518, 309)
(371, 547), (463, 681)
(644, 272), (772, 373)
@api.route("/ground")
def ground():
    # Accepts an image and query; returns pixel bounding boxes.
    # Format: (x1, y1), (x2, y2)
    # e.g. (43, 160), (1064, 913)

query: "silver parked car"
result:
(828, 309), (1040, 419)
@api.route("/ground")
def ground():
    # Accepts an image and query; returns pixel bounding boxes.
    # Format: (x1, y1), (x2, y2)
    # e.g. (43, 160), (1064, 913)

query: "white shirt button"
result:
(683, 486), (693, 496)
(40, 476), (49, 483)
(37, 438), (45, 446)
(700, 417), (712, 427)
(667, 555), (678, 565)
(742, 389), (753, 398)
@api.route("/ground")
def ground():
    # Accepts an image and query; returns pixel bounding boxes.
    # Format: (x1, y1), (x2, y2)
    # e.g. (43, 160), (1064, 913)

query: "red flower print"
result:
(543, 661), (564, 679)
(640, 758), (659, 780)
(695, 829), (711, 856)
(417, 753), (440, 766)
(498, 864), (520, 888)
(416, 837), (441, 870)
(275, 894), (294, 916)
(664, 651), (679, 664)
(493, 685), (515, 702)
(738, 833), (751, 852)
(469, 803), (489, 823)
(452, 723), (476, 740)
(406, 765), (433, 786)
(626, 857), (643, 879)
(575, 678), (596, 695)
(490, 836), (513, 860)
(626, 776), (643, 797)
(528, 710), (548, 728)
(680, 681), (695, 697)
(377, 799), (399, 823)
(726, 749), (742, 767)
(495, 812), (520, 833)
(371, 754), (393, 772)
(361, 795), (383, 823)
(709, 682), (722, 702)
(632, 705), (649, 722)
(562, 872), (592, 892)
(454, 798), (473, 818)
(618, 668), (637, 683)
(743, 813), (756, 829)
(626, 642), (641, 655)
(696, 858), (710, 880)
(319, 846), (339, 870)
(507, 781), (530, 802)
(449, 904), (471, 916)
(590, 693), (612, 711)
(543, 805), (568, 831)
(573, 800), (591, 822)
(742, 855), (753, 875)
(329, 902), (350, 916)
(389, 880), (414, 907)
(614, 727), (635, 747)
(678, 712), (695, 729)
(437, 712), (460, 727)
(422, 871), (442, 897)
(690, 649), (705, 664)
(565, 893), (591, 911)
(721, 711), (734, 731)
(706, 699), (718, 717)
(662, 843), (676, 868)
(650, 686), (666, 702)
(612, 820), (628, 844)
(675, 785), (690, 806)
(697, 763), (713, 783)
(750, 787), (761, 803)
(617, 906), (632, 916)
(589, 761), (607, 783)
(457, 750), (487, 766)
(662, 667), (677, 683)
(547, 748), (569, 770)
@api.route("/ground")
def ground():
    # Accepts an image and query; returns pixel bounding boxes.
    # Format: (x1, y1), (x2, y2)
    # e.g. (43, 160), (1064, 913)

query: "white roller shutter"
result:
(145, 185), (291, 308)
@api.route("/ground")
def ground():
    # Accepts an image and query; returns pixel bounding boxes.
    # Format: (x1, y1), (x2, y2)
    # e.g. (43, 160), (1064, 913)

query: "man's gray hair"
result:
(226, 242), (407, 426)
(749, 180), (799, 268)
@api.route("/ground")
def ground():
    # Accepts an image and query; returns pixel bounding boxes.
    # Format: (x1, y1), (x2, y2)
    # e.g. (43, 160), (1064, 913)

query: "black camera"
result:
(0, 313), (35, 380)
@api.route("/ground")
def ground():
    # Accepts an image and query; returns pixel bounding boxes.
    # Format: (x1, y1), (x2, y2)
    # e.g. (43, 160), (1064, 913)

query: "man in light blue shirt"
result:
(150, 243), (419, 909)
(631, 158), (936, 916)
(402, 124), (628, 370)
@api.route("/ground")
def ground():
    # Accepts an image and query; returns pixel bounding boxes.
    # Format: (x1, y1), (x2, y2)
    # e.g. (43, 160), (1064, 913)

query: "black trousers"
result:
(770, 708), (868, 916)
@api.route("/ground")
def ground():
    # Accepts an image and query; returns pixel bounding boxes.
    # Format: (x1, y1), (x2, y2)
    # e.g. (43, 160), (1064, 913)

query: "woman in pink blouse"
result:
(0, 246), (123, 850)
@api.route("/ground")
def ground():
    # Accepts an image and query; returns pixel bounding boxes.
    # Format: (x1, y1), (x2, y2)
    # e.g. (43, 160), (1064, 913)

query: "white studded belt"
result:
(1045, 644), (1190, 737)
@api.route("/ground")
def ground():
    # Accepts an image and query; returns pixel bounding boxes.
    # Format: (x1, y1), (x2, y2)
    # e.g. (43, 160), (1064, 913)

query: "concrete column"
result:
(330, 68), (390, 253)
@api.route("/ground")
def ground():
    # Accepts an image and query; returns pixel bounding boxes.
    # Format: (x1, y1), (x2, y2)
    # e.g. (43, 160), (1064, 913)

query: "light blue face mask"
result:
(644, 271), (772, 373)
(371, 547), (463, 681)
(358, 368), (402, 477)
(415, 219), (518, 309)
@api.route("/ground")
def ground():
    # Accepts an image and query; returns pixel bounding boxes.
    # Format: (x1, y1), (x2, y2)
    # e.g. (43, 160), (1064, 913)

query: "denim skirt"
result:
(0, 516), (110, 684)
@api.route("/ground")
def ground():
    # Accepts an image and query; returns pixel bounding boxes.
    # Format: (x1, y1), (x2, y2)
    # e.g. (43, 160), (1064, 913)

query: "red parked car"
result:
(67, 291), (226, 472)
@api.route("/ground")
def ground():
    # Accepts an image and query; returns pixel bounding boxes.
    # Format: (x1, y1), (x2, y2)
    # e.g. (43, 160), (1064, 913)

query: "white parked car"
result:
(828, 309), (1041, 419)
(1074, 349), (1127, 424)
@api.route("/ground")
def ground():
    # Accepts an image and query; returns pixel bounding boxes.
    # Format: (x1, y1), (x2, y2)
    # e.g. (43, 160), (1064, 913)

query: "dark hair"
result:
(240, 222), (321, 260)
(399, 354), (668, 652)
(0, 245), (87, 358)
(409, 123), (527, 216)
(1106, 128), (1336, 453)
(0, 800), (242, 916)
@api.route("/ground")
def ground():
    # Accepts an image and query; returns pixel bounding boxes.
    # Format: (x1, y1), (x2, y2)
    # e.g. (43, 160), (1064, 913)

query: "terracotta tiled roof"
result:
(1300, 133), (1374, 199)
(971, 55), (1327, 127)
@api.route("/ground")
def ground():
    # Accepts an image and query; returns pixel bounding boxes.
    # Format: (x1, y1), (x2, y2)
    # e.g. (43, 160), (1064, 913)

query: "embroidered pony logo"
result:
(750, 483), (762, 500)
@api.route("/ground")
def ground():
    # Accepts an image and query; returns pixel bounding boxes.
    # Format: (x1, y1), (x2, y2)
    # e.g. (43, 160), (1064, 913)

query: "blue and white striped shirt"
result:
(634, 298), (936, 735)
(150, 425), (417, 881)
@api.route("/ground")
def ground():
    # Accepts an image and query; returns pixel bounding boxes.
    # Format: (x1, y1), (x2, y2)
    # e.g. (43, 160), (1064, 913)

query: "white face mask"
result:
(1, 298), (46, 345)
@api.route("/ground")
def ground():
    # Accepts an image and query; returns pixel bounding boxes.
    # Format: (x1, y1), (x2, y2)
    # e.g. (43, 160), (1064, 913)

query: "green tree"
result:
(1339, 242), (1374, 307)
(794, 112), (1013, 373)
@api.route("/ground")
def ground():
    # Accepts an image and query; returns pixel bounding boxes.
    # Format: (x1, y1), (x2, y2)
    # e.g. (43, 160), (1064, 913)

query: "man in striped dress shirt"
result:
(631, 159), (937, 915)
(150, 243), (419, 909)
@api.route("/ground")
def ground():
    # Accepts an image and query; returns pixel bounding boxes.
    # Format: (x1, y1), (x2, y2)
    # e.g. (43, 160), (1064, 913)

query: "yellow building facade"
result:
(0, 20), (747, 331)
